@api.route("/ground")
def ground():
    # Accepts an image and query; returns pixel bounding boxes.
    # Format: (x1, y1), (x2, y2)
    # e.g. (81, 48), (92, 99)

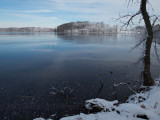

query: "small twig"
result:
(153, 39), (160, 63)
(97, 75), (103, 87)
(49, 83), (64, 94)
(114, 83), (137, 94)
(152, 17), (158, 27)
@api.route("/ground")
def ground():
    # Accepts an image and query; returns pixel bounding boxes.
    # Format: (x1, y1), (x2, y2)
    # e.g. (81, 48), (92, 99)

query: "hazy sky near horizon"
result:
(0, 0), (159, 28)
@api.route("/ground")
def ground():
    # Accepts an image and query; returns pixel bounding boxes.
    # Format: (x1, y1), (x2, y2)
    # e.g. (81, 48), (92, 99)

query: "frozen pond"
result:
(0, 33), (159, 120)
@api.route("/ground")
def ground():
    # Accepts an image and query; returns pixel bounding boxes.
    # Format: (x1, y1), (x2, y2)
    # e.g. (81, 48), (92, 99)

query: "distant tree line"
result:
(54, 21), (118, 34)
(0, 27), (54, 32)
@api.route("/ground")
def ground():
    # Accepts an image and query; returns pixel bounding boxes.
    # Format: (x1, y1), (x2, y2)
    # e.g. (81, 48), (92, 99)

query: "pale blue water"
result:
(0, 33), (159, 120)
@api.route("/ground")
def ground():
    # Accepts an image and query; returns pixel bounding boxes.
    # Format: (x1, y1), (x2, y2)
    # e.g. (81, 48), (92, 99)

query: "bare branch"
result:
(147, 1), (154, 12)
(97, 69), (103, 87)
(152, 17), (158, 27)
(138, 16), (144, 24)
(153, 30), (160, 34)
(153, 25), (160, 34)
(114, 83), (137, 94)
(130, 37), (147, 51)
(127, 0), (134, 7)
(116, 11), (141, 29)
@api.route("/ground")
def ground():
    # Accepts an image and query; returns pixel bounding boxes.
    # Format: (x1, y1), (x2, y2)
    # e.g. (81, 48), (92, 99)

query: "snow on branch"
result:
(114, 82), (137, 94)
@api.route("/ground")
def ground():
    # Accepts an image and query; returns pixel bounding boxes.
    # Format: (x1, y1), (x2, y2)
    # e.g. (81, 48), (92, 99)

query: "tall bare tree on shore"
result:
(140, 0), (154, 86)
(118, 0), (160, 86)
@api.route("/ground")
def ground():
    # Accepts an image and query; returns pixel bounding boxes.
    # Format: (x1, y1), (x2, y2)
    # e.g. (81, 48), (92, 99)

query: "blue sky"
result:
(0, 0), (159, 28)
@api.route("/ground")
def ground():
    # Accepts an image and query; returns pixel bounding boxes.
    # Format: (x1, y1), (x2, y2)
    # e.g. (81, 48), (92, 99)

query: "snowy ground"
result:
(34, 78), (160, 120)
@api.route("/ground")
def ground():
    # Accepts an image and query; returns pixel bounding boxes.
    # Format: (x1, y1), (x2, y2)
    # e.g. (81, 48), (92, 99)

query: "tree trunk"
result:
(140, 0), (154, 86)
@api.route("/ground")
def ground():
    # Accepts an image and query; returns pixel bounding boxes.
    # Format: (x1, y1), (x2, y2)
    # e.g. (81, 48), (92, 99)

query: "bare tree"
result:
(140, 0), (154, 86)
(117, 0), (160, 86)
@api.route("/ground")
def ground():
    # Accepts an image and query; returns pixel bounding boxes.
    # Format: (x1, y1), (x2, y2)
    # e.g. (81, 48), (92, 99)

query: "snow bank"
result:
(60, 79), (160, 120)
(85, 98), (118, 112)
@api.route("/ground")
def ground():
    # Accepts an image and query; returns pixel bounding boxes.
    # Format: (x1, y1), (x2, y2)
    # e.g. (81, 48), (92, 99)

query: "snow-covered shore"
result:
(60, 78), (160, 120)
(34, 78), (160, 120)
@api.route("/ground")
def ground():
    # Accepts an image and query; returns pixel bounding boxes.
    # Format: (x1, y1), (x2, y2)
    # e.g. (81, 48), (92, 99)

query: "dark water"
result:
(0, 32), (159, 120)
